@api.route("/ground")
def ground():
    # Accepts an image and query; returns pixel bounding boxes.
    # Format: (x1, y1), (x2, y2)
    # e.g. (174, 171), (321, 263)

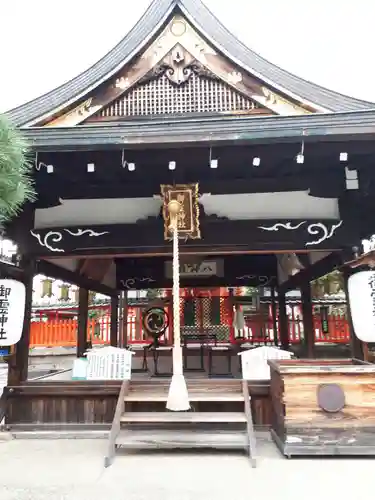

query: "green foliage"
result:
(0, 114), (36, 221)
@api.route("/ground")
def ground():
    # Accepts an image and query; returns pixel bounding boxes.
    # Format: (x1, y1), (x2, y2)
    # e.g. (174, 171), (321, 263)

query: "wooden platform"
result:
(105, 378), (257, 468)
(3, 378), (271, 437)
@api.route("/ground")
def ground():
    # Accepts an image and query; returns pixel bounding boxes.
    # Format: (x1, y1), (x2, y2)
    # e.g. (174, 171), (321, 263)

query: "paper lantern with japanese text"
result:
(348, 271), (375, 342)
(0, 279), (26, 346)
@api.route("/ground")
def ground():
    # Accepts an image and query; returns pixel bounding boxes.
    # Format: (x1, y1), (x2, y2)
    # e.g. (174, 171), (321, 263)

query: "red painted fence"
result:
(30, 303), (350, 347)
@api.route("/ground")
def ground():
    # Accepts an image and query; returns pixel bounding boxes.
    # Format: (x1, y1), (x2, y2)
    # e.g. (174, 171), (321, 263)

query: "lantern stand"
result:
(166, 199), (190, 411)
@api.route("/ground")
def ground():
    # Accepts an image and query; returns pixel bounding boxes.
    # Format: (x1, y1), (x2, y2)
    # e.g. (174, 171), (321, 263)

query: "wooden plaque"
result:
(161, 183), (201, 240)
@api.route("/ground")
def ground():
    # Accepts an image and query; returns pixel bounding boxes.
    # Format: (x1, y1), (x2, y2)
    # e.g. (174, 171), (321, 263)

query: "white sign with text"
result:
(0, 279), (26, 346)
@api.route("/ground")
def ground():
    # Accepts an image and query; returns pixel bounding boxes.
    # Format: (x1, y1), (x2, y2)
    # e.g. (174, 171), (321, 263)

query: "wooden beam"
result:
(279, 252), (342, 294)
(79, 258), (113, 282)
(270, 286), (278, 346)
(37, 260), (118, 297)
(29, 219), (351, 257)
(77, 288), (89, 358)
(300, 282), (314, 358)
(277, 291), (289, 350)
(342, 268), (364, 360)
(110, 295), (119, 347)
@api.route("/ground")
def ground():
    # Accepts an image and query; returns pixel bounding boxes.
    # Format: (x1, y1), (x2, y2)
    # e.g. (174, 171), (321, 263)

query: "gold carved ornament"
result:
(160, 183), (201, 240)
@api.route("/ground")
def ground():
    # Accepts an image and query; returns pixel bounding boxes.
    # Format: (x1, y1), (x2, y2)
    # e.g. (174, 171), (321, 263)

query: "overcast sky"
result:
(1, 0), (374, 112)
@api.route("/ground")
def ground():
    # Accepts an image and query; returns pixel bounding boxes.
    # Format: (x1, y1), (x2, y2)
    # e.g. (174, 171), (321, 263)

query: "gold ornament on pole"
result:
(160, 183), (200, 411)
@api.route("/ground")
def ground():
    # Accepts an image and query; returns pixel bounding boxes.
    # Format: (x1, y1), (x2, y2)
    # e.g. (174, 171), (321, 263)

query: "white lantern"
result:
(348, 271), (375, 342)
(0, 279), (26, 346)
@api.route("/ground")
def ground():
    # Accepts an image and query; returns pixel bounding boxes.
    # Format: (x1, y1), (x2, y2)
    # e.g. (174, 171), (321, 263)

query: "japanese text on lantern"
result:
(0, 284), (11, 341)
(368, 274), (375, 324)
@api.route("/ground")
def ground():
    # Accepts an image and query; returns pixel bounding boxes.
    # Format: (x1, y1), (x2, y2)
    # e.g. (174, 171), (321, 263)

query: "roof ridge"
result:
(6, 0), (373, 127)
(179, 0), (374, 110)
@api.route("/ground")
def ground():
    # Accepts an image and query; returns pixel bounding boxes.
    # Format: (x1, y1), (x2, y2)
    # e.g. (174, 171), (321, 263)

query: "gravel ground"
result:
(0, 436), (373, 500)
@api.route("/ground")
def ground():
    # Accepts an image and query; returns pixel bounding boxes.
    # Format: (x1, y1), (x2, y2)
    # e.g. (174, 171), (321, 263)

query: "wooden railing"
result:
(104, 379), (129, 468)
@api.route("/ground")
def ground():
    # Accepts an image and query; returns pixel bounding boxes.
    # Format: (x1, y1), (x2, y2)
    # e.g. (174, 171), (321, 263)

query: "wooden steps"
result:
(125, 379), (244, 402)
(120, 411), (247, 423)
(104, 379), (256, 468)
(116, 429), (248, 449)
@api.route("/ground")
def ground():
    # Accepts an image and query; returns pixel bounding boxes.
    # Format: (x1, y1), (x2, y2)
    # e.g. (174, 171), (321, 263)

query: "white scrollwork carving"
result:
(120, 278), (156, 290)
(235, 275), (273, 286)
(305, 221), (343, 246)
(64, 229), (109, 238)
(258, 222), (305, 231)
(30, 231), (64, 252)
(30, 228), (109, 252)
(258, 221), (343, 246)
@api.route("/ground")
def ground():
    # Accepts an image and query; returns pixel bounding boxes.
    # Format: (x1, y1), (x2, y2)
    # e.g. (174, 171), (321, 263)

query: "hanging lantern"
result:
(41, 278), (53, 298)
(89, 291), (96, 304)
(73, 287), (79, 304)
(59, 283), (70, 302)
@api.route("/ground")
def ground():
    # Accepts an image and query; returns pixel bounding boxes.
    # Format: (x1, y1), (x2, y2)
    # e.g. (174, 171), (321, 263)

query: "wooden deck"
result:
(3, 378), (271, 439)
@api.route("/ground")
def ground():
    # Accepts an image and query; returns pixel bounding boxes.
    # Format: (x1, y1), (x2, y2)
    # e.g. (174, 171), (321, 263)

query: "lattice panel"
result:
(94, 73), (262, 118)
(179, 296), (231, 342)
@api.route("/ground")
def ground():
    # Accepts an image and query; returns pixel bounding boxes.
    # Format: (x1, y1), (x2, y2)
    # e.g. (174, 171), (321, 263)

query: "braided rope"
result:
(172, 224), (182, 375)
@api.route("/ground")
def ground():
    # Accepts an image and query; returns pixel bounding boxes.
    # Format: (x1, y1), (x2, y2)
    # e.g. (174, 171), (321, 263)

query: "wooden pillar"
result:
(120, 291), (128, 348)
(300, 282), (315, 358)
(77, 288), (89, 357)
(270, 286), (278, 346)
(342, 268), (364, 360)
(110, 294), (119, 347)
(7, 257), (35, 385)
(278, 290), (289, 350)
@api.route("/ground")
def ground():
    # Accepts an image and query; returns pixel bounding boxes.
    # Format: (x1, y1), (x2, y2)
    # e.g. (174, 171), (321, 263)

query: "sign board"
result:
(348, 271), (375, 342)
(238, 346), (293, 380)
(72, 357), (88, 380)
(0, 346), (11, 357)
(161, 183), (201, 240)
(165, 259), (223, 279)
(0, 279), (26, 346)
(86, 346), (134, 381)
(319, 306), (330, 334)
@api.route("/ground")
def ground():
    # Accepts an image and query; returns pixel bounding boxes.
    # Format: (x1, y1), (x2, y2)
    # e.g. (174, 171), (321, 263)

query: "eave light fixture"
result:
(35, 153), (54, 173)
(340, 152), (348, 162)
(87, 163), (95, 173)
(296, 140), (305, 164)
(121, 149), (135, 171)
(252, 157), (260, 166)
(169, 161), (176, 171)
(208, 146), (218, 169)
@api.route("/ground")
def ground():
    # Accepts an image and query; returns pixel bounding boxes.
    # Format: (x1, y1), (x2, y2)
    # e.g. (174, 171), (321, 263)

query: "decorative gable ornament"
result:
(348, 271), (375, 342)
(0, 279), (26, 346)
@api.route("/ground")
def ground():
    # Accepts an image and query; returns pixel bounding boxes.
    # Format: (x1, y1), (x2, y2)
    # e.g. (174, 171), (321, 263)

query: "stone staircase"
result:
(105, 379), (256, 467)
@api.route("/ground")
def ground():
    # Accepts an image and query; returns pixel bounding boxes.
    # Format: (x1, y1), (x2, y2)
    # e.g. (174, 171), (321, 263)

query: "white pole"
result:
(166, 223), (190, 411)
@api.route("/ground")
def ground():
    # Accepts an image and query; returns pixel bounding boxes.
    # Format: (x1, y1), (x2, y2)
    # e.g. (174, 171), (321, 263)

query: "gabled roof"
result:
(6, 0), (374, 127)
